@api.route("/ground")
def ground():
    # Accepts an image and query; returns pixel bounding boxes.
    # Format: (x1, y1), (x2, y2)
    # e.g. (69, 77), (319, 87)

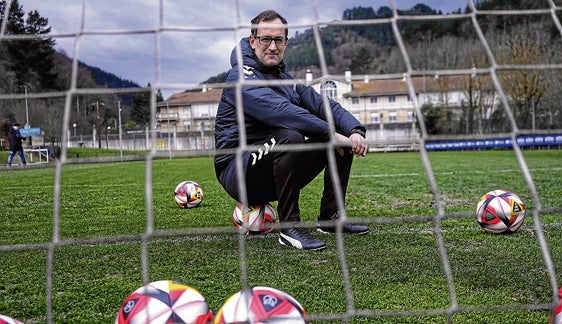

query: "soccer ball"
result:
(115, 280), (213, 324)
(174, 180), (203, 208)
(214, 286), (308, 323)
(476, 189), (526, 234)
(232, 203), (276, 235)
(0, 315), (23, 324)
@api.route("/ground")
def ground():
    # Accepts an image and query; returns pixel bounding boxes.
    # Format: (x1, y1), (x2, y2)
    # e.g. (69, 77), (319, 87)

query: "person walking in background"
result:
(7, 122), (27, 167)
(214, 10), (369, 251)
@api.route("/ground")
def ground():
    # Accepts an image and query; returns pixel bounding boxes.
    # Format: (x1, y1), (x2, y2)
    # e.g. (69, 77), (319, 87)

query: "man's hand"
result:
(349, 133), (368, 156)
(334, 133), (368, 157)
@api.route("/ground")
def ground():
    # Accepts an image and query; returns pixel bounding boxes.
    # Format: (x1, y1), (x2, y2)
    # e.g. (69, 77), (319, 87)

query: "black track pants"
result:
(217, 128), (353, 222)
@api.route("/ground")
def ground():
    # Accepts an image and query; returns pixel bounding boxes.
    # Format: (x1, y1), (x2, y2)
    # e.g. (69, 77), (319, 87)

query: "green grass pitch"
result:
(0, 149), (560, 323)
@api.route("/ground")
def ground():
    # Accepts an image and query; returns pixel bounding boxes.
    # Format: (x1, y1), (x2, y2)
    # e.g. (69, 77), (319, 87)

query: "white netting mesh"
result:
(0, 0), (561, 323)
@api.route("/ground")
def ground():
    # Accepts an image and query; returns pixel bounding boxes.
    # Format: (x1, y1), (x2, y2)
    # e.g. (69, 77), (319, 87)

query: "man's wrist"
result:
(349, 128), (366, 138)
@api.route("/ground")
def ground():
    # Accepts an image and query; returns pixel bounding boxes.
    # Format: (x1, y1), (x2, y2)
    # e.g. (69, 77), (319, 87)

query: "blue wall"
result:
(425, 134), (562, 151)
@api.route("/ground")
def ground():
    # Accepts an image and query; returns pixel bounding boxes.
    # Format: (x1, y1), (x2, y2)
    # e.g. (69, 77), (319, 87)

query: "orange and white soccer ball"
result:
(232, 203), (276, 235)
(115, 280), (213, 324)
(174, 180), (204, 208)
(476, 189), (526, 234)
(214, 286), (308, 323)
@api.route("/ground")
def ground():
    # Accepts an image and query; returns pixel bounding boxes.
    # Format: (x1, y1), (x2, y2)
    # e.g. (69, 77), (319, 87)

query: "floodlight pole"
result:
(24, 85), (29, 127)
(96, 102), (101, 148)
(118, 100), (123, 161)
(92, 101), (105, 148)
(167, 102), (171, 159)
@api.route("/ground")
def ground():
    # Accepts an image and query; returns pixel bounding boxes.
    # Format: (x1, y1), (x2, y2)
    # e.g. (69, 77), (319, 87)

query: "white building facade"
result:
(155, 71), (492, 151)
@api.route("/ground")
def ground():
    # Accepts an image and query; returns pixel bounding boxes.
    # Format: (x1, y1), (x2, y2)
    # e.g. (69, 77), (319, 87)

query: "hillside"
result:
(79, 61), (140, 91)
(53, 50), (140, 106)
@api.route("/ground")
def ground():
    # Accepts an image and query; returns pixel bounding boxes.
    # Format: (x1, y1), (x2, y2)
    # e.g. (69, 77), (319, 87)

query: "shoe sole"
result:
(278, 236), (326, 251)
(317, 227), (370, 235)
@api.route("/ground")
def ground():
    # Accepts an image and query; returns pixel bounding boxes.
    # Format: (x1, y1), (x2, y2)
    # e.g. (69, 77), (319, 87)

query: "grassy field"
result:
(0, 149), (561, 323)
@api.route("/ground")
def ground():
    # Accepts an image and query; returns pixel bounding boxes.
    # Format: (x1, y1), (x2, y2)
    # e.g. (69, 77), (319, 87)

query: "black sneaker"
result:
(279, 227), (326, 251)
(317, 214), (370, 235)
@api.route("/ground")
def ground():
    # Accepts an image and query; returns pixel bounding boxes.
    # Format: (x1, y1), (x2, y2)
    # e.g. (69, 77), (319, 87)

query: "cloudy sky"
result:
(18, 0), (468, 99)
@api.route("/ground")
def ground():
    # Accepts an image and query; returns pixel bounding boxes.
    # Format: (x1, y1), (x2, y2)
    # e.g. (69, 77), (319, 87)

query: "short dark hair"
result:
(250, 10), (288, 37)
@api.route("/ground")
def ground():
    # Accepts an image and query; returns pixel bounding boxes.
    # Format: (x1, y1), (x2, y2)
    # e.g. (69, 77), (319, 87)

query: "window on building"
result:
(370, 97), (378, 104)
(321, 81), (337, 99)
(389, 111), (397, 123)
(370, 113), (379, 123)
(352, 97), (359, 105)
(407, 111), (414, 122)
(389, 95), (396, 103)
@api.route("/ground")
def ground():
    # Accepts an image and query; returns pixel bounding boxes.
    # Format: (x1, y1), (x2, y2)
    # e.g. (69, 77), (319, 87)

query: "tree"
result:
(130, 85), (151, 127)
(24, 10), (58, 89)
(156, 89), (164, 102)
(494, 21), (547, 130)
(342, 6), (376, 21)
(350, 47), (373, 75)
(0, 0), (26, 93)
(0, 0), (58, 91)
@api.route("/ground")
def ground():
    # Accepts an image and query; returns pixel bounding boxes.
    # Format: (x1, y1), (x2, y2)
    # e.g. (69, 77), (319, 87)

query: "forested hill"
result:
(52, 51), (140, 106)
(80, 62), (140, 90)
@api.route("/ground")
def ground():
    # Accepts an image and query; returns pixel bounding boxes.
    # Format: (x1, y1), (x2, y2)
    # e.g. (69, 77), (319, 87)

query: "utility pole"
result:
(97, 102), (101, 148)
(24, 85), (29, 127)
(467, 65), (476, 134)
(118, 100), (123, 161)
(92, 101), (105, 148)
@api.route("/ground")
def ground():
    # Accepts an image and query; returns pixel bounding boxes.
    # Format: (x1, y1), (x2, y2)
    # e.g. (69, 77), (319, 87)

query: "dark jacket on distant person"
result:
(8, 126), (24, 151)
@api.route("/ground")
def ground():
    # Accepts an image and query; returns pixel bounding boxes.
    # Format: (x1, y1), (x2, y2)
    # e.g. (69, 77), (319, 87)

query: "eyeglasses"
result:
(254, 36), (288, 47)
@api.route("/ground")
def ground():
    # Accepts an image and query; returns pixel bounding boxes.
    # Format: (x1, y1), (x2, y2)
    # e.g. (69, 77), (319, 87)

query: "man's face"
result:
(249, 17), (287, 67)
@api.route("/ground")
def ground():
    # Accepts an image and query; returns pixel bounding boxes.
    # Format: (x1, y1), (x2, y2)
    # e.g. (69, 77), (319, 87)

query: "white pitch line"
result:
(351, 167), (562, 178)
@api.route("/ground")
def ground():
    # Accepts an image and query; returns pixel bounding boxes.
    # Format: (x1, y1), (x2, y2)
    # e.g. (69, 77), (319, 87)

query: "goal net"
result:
(0, 0), (561, 323)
